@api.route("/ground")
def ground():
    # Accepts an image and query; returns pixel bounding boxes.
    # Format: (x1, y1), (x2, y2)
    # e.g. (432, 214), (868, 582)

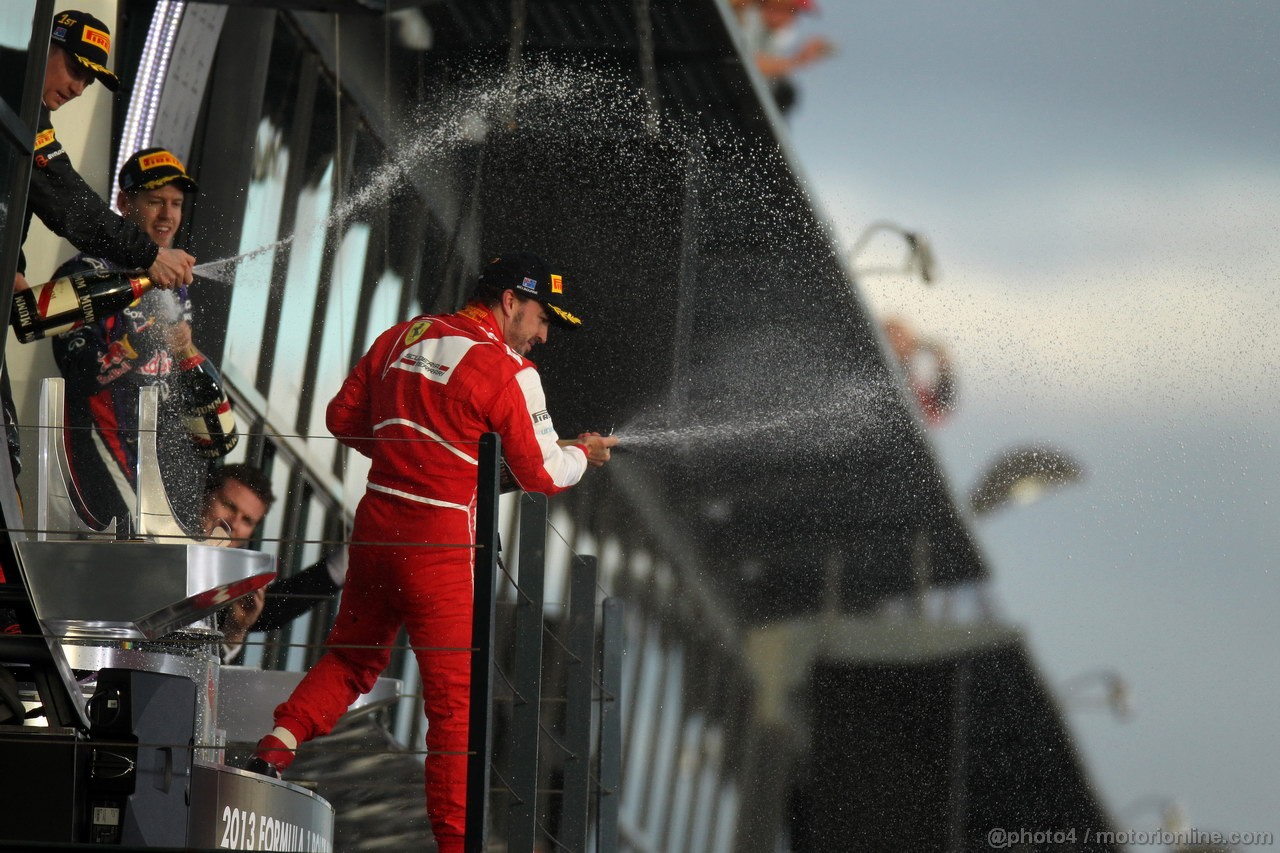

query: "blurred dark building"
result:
(0, 1), (1116, 850)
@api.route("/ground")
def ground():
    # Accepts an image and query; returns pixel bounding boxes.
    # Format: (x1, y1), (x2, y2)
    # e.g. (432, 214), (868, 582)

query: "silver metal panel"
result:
(36, 379), (231, 543)
(135, 385), (197, 542)
(188, 761), (334, 852)
(62, 643), (224, 762)
(16, 540), (276, 640)
(217, 667), (403, 744)
(37, 378), (115, 540)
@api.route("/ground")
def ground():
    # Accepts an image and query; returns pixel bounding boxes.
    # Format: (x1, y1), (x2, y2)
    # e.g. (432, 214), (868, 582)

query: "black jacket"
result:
(20, 106), (158, 275)
(220, 558), (342, 666)
(253, 558), (342, 633)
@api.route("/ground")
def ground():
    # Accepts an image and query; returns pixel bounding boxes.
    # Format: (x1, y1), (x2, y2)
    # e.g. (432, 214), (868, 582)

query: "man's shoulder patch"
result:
(403, 319), (432, 346)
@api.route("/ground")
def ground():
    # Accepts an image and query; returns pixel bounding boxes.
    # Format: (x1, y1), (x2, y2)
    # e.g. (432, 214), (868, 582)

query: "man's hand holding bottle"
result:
(149, 247), (196, 288)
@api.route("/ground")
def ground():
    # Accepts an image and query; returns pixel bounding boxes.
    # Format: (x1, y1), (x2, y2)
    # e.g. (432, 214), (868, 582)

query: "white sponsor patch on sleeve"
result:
(514, 367), (588, 488)
(516, 372), (557, 439)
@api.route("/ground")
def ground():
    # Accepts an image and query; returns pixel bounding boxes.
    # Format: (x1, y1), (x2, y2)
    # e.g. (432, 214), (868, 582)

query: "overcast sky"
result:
(784, 1), (1278, 840)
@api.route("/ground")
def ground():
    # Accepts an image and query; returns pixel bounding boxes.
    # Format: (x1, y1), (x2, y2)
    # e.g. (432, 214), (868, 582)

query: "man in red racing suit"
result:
(248, 253), (617, 852)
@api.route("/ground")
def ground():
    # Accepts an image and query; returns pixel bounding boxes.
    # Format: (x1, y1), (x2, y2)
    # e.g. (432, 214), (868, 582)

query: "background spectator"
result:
(732, 0), (835, 114)
(883, 315), (956, 426)
(203, 463), (347, 667)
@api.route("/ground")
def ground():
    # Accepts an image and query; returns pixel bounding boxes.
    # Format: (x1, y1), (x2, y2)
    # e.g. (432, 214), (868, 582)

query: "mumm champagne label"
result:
(11, 272), (150, 343)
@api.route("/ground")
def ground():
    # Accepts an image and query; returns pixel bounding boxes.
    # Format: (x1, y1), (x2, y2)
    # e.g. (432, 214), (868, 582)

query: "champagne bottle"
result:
(9, 268), (152, 343)
(172, 348), (239, 459)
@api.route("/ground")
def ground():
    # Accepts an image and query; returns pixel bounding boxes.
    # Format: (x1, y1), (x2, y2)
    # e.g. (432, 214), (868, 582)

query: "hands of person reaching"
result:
(148, 247), (196, 288)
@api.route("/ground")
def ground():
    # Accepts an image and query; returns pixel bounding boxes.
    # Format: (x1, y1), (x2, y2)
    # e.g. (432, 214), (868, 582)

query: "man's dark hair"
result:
(466, 251), (551, 308)
(465, 278), (512, 307)
(208, 463), (276, 509)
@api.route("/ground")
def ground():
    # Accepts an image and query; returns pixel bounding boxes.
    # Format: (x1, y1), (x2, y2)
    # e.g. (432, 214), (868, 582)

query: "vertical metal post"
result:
(0, 0), (53, 329)
(667, 139), (703, 425)
(506, 0), (528, 79)
(632, 0), (661, 132)
(507, 493), (548, 851)
(560, 555), (599, 850)
(912, 527), (932, 617)
(465, 433), (502, 852)
(596, 597), (624, 853)
(945, 657), (973, 853)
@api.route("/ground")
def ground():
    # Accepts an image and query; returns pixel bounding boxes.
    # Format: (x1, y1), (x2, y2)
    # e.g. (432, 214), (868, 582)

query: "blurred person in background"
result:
(883, 315), (956, 426)
(732, 0), (835, 114)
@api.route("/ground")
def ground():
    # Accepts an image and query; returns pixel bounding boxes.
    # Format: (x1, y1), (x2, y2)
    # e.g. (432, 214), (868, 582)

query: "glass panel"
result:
(239, 630), (265, 670)
(224, 119), (289, 384)
(222, 21), (307, 390)
(544, 509), (573, 614)
(363, 268), (404, 353)
(283, 493), (327, 672)
(306, 220), (369, 468)
(297, 492), (324, 567)
(647, 645), (684, 835)
(342, 450), (371, 512)
(664, 713), (704, 852)
(265, 59), (342, 457)
(689, 725), (722, 852)
(265, 157), (331, 411)
(259, 462), (292, 558)
(0, 2), (36, 116)
(622, 626), (662, 829)
(711, 785), (740, 853)
(0, 5), (35, 48)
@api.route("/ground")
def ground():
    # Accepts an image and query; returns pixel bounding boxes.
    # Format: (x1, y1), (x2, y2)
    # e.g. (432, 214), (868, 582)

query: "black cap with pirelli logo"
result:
(477, 252), (582, 329)
(51, 10), (120, 92)
(118, 147), (199, 194)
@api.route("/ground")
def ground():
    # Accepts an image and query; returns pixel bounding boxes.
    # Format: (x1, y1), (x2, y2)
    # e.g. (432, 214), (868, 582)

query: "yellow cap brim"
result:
(75, 55), (119, 91)
(548, 303), (583, 328)
(139, 173), (199, 192)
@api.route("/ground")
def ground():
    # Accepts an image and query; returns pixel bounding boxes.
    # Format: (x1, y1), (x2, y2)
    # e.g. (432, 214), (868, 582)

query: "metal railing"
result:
(468, 434), (624, 852)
